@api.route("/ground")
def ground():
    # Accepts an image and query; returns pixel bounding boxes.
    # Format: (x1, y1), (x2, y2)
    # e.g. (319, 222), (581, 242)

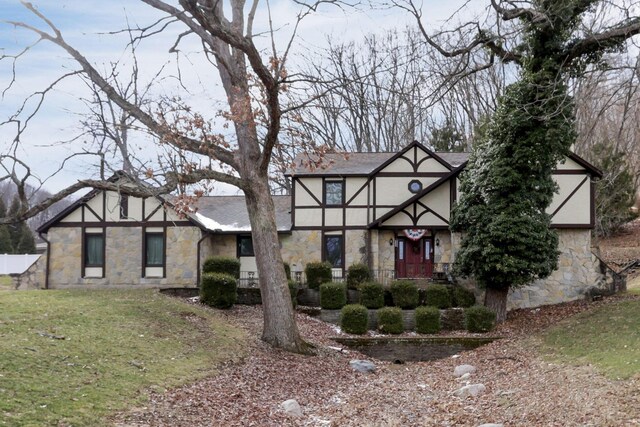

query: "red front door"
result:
(396, 237), (433, 278)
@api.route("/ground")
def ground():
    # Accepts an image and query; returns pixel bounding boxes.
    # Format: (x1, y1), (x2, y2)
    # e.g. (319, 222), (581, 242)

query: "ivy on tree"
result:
(449, 0), (640, 322)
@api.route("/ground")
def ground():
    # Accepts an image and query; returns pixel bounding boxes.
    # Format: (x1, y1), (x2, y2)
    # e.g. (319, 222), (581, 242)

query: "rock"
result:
(456, 372), (471, 381)
(453, 364), (476, 377)
(477, 424), (504, 427)
(281, 399), (303, 417)
(349, 359), (376, 373)
(453, 383), (486, 398)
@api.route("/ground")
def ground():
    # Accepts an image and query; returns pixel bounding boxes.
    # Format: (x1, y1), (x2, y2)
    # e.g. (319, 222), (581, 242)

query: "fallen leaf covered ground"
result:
(114, 296), (640, 427)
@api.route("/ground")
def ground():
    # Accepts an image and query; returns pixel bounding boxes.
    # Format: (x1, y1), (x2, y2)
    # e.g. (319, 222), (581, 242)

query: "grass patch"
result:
(627, 275), (640, 295)
(540, 298), (640, 379)
(0, 275), (13, 290)
(0, 289), (247, 426)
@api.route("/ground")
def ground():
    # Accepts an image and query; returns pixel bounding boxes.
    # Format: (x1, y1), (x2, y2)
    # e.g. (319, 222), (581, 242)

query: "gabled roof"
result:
(368, 165), (465, 228)
(188, 195), (291, 233)
(287, 141), (467, 176)
(37, 171), (139, 233)
(567, 152), (602, 178)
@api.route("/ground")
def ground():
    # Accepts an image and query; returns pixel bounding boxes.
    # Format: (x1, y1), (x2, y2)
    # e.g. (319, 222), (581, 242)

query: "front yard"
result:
(0, 289), (247, 426)
(1, 288), (639, 426)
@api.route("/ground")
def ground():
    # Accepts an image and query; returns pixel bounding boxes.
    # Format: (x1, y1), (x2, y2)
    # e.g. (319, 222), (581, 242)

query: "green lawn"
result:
(0, 275), (13, 290)
(541, 297), (640, 379)
(0, 289), (247, 426)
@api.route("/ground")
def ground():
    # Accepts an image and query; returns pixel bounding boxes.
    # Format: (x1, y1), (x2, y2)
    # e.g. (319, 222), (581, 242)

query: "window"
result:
(237, 235), (254, 257)
(84, 233), (104, 267)
(324, 181), (344, 205)
(408, 180), (423, 194)
(119, 194), (129, 219)
(145, 233), (164, 267)
(323, 235), (343, 268)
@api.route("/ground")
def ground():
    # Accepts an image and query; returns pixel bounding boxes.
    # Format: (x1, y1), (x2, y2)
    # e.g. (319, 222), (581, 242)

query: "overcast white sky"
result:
(0, 0), (480, 196)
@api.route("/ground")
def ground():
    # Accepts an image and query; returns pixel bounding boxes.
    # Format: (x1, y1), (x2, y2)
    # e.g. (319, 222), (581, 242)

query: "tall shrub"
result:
(320, 282), (347, 309)
(346, 263), (372, 290)
(389, 280), (419, 309)
(305, 261), (332, 290)
(200, 273), (237, 309)
(359, 282), (385, 309)
(202, 256), (241, 279)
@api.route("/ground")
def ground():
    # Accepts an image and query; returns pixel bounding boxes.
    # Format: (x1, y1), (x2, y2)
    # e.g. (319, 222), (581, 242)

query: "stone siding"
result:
(38, 225), (201, 289)
(280, 230), (322, 275)
(507, 229), (604, 309)
(453, 229), (605, 310)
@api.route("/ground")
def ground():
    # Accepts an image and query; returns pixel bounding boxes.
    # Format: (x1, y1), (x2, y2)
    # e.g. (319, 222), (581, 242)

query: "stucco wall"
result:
(40, 225), (201, 288)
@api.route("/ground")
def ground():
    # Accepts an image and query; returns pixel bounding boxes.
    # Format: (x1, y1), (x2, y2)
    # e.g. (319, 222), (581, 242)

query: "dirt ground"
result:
(112, 220), (640, 426)
(114, 296), (640, 427)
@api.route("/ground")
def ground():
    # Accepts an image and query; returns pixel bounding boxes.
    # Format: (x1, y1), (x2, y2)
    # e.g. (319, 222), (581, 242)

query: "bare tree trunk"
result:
(244, 176), (308, 353)
(484, 287), (508, 323)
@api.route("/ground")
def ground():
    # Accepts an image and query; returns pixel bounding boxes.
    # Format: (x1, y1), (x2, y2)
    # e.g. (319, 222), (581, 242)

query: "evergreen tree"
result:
(0, 198), (11, 253)
(450, 0), (638, 322)
(6, 195), (36, 254)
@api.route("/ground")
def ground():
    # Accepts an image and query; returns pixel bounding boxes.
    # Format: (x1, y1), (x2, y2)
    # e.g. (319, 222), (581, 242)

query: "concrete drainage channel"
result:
(332, 336), (499, 363)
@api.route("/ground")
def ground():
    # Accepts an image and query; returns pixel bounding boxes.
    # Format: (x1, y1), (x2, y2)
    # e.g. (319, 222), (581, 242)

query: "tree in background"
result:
(591, 142), (638, 237)
(7, 195), (35, 254)
(0, 198), (12, 253)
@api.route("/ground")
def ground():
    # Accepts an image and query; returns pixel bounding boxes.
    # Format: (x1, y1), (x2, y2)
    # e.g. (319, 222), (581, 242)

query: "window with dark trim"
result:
(120, 194), (129, 219)
(84, 233), (104, 267)
(237, 235), (254, 257)
(324, 181), (344, 205)
(323, 235), (343, 268)
(408, 179), (423, 194)
(145, 233), (164, 267)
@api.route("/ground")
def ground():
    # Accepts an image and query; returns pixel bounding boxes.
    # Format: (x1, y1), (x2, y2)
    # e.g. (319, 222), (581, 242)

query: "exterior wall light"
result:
(389, 238), (394, 246)
(435, 238), (440, 246)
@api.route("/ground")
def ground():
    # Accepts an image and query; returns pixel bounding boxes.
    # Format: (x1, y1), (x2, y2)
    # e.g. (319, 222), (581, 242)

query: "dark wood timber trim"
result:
(293, 225), (368, 231)
(145, 203), (163, 221)
(550, 176), (589, 218)
(162, 225), (167, 278)
(375, 172), (449, 178)
(551, 224), (594, 229)
(345, 178), (371, 205)
(51, 220), (194, 228)
(291, 178), (296, 227)
(84, 203), (102, 222)
(553, 169), (591, 175)
(590, 180), (596, 228)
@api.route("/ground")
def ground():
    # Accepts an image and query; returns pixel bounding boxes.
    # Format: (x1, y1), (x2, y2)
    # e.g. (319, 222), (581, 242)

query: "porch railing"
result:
(239, 269), (399, 288)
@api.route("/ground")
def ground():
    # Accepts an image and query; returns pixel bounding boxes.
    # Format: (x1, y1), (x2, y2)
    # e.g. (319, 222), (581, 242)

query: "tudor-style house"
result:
(23, 141), (605, 309)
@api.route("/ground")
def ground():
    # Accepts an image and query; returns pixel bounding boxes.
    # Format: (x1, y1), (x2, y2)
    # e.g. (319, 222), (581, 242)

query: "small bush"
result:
(320, 282), (347, 309)
(451, 286), (476, 308)
(415, 306), (441, 334)
(346, 263), (372, 290)
(341, 304), (369, 334)
(464, 305), (497, 333)
(390, 280), (419, 309)
(283, 262), (292, 280)
(200, 272), (237, 309)
(288, 280), (298, 308)
(359, 282), (385, 309)
(202, 256), (240, 279)
(377, 307), (404, 334)
(424, 284), (452, 309)
(305, 262), (333, 290)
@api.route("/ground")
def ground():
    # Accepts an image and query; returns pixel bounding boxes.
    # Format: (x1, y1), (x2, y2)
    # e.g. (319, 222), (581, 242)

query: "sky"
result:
(0, 0), (480, 197)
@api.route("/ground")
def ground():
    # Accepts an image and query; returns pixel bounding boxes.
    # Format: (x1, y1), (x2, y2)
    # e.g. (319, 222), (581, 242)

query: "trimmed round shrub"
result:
(415, 306), (441, 334)
(451, 286), (476, 308)
(346, 263), (372, 290)
(390, 280), (419, 309)
(283, 262), (292, 280)
(200, 272), (237, 309)
(341, 304), (369, 334)
(359, 282), (385, 309)
(424, 284), (452, 309)
(464, 305), (497, 333)
(202, 256), (240, 279)
(377, 307), (404, 334)
(320, 282), (347, 309)
(288, 280), (298, 308)
(305, 261), (332, 290)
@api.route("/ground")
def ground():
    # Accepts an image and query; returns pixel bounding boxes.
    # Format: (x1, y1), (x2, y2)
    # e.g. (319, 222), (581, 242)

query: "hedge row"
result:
(339, 304), (496, 335)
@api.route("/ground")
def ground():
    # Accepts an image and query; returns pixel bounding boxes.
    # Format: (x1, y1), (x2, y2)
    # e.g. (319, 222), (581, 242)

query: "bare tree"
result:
(0, 0), (346, 353)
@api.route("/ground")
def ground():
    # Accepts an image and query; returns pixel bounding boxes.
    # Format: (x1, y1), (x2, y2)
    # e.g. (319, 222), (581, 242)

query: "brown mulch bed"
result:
(113, 297), (640, 427)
